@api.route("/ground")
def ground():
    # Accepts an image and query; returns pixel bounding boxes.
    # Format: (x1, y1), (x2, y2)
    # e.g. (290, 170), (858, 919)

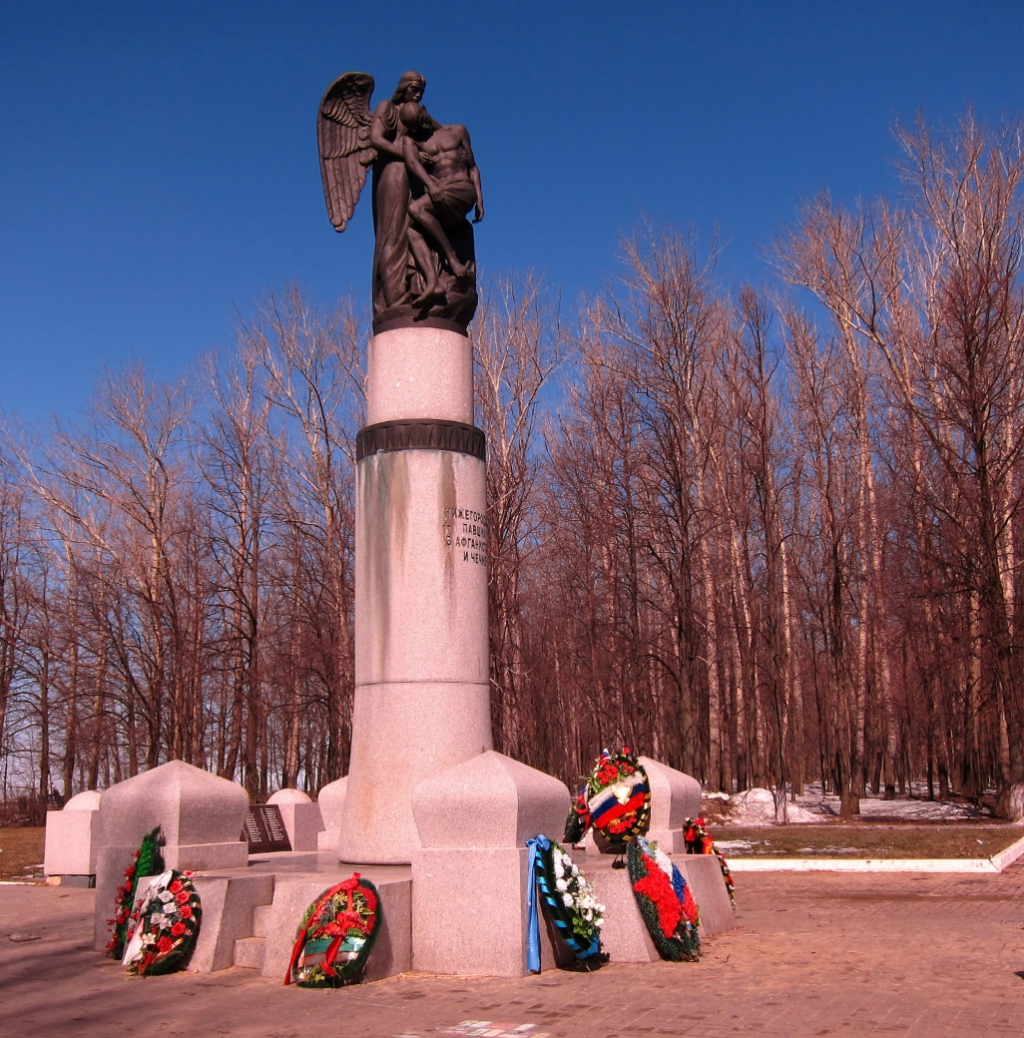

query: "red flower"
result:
(157, 936), (174, 953)
(179, 905), (192, 919)
(169, 879), (183, 894)
(171, 922), (187, 936)
(633, 856), (682, 938)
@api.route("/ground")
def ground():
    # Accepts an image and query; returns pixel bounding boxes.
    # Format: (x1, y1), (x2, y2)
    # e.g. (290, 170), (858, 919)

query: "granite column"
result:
(337, 322), (492, 864)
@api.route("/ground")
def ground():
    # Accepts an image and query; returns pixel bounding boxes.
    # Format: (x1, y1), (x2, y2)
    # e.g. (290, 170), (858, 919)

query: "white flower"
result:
(158, 890), (174, 903)
(555, 878), (568, 892)
(571, 865), (579, 876)
(562, 893), (573, 908)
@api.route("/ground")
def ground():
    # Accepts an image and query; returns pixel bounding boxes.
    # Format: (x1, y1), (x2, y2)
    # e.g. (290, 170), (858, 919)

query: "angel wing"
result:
(317, 72), (376, 232)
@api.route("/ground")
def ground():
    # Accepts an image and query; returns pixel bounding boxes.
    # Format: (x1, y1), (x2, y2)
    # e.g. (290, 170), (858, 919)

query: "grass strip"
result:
(714, 823), (1023, 860)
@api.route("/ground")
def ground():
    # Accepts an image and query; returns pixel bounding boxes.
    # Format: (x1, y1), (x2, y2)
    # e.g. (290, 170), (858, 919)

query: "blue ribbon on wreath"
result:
(528, 834), (602, 968)
(525, 834), (550, 973)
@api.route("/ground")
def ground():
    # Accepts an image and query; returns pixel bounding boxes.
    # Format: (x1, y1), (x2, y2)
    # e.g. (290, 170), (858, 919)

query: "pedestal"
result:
(339, 324), (493, 865)
(411, 750), (571, 975)
(638, 756), (702, 853)
(266, 789), (324, 852)
(44, 789), (102, 881)
(316, 775), (347, 852)
(92, 759), (248, 950)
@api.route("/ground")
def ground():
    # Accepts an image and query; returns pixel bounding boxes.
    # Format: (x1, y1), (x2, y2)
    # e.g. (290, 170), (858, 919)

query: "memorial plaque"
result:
(241, 804), (292, 853)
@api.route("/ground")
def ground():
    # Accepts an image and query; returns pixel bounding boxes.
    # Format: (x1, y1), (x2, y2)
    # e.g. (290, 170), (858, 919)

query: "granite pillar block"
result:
(638, 756), (702, 854)
(44, 790), (102, 878)
(411, 751), (571, 976)
(92, 760), (249, 950)
(316, 776), (347, 852)
(266, 789), (324, 852)
(353, 448), (489, 688)
(340, 681), (491, 864)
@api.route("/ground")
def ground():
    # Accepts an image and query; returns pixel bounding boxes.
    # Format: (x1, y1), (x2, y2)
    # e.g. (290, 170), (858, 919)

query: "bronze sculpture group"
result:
(317, 70), (484, 333)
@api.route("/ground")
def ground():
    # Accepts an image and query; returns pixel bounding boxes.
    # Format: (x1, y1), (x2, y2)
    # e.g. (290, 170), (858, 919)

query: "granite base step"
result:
(233, 936), (267, 970)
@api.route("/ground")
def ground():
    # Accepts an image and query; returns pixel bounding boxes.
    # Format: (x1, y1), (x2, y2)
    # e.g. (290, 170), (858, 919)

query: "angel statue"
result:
(317, 70), (485, 333)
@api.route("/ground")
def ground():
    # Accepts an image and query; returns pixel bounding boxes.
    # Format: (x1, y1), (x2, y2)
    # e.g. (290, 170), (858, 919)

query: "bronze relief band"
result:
(355, 419), (486, 463)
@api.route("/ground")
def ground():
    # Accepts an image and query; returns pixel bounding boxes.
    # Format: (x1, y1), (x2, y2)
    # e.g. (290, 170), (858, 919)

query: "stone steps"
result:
(232, 901), (274, 969)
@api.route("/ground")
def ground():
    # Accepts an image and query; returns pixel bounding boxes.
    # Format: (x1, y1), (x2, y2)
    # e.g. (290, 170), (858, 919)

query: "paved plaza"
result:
(3, 864), (1024, 1037)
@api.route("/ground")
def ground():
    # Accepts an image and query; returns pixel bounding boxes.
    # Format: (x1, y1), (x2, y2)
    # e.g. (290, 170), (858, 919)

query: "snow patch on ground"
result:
(726, 787), (820, 824)
(705, 782), (990, 826)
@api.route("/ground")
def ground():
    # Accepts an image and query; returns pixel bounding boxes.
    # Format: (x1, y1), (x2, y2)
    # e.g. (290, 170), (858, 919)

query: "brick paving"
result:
(3, 865), (1024, 1037)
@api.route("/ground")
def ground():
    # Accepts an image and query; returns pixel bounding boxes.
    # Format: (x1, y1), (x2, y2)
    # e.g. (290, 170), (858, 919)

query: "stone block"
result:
(233, 936), (267, 969)
(187, 872), (275, 973)
(638, 756), (702, 853)
(585, 860), (659, 963)
(65, 789), (103, 810)
(266, 788), (312, 805)
(366, 326), (473, 426)
(260, 873), (412, 983)
(317, 828), (339, 852)
(44, 790), (102, 877)
(412, 846), (566, 975)
(316, 776), (348, 832)
(413, 751), (570, 851)
(316, 776), (346, 853)
(267, 790), (324, 852)
(583, 757), (701, 856)
(410, 751), (571, 976)
(679, 853), (735, 934)
(97, 759), (249, 854)
(92, 760), (249, 950)
(252, 902), (272, 937)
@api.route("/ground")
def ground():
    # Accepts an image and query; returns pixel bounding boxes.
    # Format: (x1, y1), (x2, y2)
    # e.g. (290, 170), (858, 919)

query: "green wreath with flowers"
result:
(120, 869), (203, 976)
(106, 827), (163, 960)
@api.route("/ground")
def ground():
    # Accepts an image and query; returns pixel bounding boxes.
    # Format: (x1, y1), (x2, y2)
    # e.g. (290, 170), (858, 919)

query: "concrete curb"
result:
(727, 831), (1024, 873)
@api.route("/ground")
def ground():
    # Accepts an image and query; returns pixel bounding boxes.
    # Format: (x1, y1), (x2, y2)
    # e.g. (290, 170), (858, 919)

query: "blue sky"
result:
(1, 1), (1022, 426)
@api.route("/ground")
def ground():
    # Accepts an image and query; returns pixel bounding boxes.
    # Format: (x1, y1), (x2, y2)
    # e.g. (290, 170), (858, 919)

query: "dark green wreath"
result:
(106, 827), (163, 960)
(533, 839), (602, 962)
